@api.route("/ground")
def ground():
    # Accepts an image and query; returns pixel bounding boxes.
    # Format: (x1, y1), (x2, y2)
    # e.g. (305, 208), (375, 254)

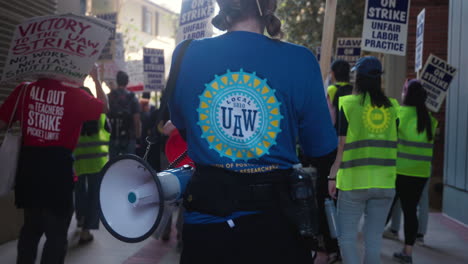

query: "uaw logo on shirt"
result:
(362, 104), (391, 134)
(197, 70), (283, 161)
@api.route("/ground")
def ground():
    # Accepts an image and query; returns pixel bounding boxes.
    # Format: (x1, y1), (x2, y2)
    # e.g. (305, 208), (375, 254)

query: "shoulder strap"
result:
(7, 83), (29, 129)
(156, 39), (193, 125)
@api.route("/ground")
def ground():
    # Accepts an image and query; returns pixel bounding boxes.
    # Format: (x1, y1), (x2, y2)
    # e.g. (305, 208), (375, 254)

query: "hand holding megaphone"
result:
(98, 154), (193, 243)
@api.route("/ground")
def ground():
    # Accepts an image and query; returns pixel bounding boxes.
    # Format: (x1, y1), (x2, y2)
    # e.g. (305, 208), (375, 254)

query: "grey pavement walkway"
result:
(0, 212), (467, 263)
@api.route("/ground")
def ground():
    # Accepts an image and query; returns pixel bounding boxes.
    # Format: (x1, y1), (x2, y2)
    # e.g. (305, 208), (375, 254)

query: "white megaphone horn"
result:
(98, 154), (193, 243)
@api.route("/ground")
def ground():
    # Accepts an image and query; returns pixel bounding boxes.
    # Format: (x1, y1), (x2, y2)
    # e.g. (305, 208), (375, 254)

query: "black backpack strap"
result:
(156, 39), (193, 127)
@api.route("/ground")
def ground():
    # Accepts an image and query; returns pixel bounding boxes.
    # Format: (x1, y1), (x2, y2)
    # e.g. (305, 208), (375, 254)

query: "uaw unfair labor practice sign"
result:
(143, 48), (165, 91)
(420, 54), (457, 112)
(335, 38), (362, 65)
(176, 0), (215, 43)
(361, 0), (411, 56)
(1, 14), (114, 84)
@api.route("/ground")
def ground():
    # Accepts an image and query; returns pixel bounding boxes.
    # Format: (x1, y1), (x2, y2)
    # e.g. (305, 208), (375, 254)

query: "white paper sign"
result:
(143, 48), (165, 91)
(361, 0), (411, 56)
(176, 0), (216, 44)
(415, 9), (425, 72)
(420, 54), (457, 112)
(126, 60), (144, 88)
(1, 14), (114, 84)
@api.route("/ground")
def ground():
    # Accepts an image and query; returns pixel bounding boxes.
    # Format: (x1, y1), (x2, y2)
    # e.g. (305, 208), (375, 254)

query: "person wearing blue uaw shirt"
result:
(168, 1), (337, 263)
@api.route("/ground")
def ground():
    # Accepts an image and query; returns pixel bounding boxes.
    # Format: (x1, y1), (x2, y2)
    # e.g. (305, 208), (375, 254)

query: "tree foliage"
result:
(277, 0), (365, 51)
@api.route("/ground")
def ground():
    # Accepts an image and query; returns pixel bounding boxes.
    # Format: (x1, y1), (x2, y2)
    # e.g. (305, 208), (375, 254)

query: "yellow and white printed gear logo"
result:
(362, 104), (392, 134)
(197, 70), (283, 161)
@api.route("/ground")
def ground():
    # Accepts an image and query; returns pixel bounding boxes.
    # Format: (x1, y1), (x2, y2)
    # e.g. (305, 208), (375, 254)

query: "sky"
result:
(150, 0), (183, 13)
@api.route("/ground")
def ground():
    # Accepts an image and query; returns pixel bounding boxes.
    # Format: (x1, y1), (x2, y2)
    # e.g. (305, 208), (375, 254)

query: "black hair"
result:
(116, 71), (129, 87)
(403, 81), (434, 141)
(331, 59), (350, 82)
(80, 87), (99, 136)
(355, 74), (392, 108)
(212, 0), (282, 38)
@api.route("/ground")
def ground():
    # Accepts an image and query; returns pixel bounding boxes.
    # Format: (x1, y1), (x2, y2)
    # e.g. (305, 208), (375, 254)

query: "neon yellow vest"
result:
(74, 114), (110, 176)
(396, 106), (438, 177)
(327, 82), (351, 103)
(337, 94), (399, 190)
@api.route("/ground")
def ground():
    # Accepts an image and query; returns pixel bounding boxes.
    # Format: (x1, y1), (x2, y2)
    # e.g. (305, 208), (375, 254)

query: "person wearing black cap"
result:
(327, 59), (353, 130)
(328, 56), (399, 264)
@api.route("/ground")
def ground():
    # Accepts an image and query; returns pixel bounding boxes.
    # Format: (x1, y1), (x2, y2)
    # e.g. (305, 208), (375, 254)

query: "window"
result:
(154, 12), (159, 36)
(142, 6), (152, 34)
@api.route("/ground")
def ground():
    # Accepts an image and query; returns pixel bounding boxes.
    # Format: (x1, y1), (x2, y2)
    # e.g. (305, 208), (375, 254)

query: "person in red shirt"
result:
(0, 65), (108, 264)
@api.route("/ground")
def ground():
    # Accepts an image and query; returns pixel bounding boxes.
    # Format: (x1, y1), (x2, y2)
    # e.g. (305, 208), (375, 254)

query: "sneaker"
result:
(383, 229), (399, 240)
(393, 251), (413, 264)
(415, 234), (425, 246)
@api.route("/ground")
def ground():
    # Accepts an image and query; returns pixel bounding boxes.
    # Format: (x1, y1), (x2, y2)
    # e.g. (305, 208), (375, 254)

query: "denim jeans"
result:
(337, 188), (395, 264)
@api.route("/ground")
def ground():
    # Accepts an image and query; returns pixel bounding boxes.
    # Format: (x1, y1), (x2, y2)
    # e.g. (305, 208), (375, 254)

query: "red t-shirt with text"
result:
(0, 79), (103, 150)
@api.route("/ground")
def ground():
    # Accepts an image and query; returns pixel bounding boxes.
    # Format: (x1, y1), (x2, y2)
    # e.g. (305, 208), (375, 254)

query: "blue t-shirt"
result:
(169, 31), (337, 224)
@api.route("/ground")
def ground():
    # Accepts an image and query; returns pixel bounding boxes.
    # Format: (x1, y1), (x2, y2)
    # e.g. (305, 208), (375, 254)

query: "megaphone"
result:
(98, 154), (193, 243)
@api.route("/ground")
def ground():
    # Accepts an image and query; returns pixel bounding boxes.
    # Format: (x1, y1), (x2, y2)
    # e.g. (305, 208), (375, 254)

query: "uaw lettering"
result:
(335, 38), (361, 65)
(420, 54), (457, 112)
(26, 85), (66, 141)
(1, 14), (113, 84)
(177, 0), (215, 42)
(221, 95), (259, 138)
(361, 0), (411, 56)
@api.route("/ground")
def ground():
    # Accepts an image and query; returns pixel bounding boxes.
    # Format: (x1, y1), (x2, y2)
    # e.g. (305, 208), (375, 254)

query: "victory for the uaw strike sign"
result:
(361, 0), (411, 56)
(1, 13), (114, 84)
(176, 0), (216, 44)
(420, 54), (457, 112)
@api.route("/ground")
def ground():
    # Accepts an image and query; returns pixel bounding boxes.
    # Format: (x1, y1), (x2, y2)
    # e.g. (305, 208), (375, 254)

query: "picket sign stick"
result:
(320, 0), (337, 84)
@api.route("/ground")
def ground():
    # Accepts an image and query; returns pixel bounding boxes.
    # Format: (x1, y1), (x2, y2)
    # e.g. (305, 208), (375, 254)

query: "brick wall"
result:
(406, 0), (449, 210)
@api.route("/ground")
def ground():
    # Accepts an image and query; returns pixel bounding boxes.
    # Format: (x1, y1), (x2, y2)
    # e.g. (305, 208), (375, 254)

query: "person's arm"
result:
(328, 136), (346, 199)
(90, 64), (108, 113)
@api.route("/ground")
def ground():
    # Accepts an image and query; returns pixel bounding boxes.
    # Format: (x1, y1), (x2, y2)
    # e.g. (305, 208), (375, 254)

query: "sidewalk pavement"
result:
(0, 212), (467, 263)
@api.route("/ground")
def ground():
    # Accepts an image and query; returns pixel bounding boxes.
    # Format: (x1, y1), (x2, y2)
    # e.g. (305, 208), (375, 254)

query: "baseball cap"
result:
(351, 56), (383, 78)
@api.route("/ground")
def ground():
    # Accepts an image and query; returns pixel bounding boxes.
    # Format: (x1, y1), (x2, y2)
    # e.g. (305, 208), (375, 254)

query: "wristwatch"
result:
(327, 176), (336, 181)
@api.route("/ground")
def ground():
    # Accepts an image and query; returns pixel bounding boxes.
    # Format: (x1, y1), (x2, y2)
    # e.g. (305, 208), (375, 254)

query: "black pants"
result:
(395, 174), (428, 246)
(17, 206), (74, 264)
(180, 212), (313, 264)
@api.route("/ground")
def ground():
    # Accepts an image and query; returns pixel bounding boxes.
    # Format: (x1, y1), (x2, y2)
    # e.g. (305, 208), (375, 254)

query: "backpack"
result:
(107, 90), (135, 142)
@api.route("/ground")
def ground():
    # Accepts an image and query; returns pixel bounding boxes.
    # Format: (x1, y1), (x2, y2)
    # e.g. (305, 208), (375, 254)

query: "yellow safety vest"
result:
(396, 106), (438, 177)
(74, 114), (110, 176)
(337, 94), (399, 190)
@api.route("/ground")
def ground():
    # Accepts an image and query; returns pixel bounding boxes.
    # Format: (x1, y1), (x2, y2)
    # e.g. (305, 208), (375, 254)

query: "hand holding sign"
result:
(1, 14), (114, 84)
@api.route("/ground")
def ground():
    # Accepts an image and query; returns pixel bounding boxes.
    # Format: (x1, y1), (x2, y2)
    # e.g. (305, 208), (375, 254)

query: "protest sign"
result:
(361, 0), (411, 56)
(176, 0), (216, 44)
(126, 60), (144, 91)
(1, 13), (114, 84)
(143, 48), (165, 91)
(335, 38), (361, 65)
(97, 12), (118, 61)
(415, 9), (425, 72)
(420, 54), (457, 112)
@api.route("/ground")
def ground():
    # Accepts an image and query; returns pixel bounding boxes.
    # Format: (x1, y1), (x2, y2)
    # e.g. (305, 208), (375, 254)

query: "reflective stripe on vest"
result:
(77, 141), (109, 148)
(397, 152), (432, 162)
(344, 139), (397, 151)
(398, 139), (433, 149)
